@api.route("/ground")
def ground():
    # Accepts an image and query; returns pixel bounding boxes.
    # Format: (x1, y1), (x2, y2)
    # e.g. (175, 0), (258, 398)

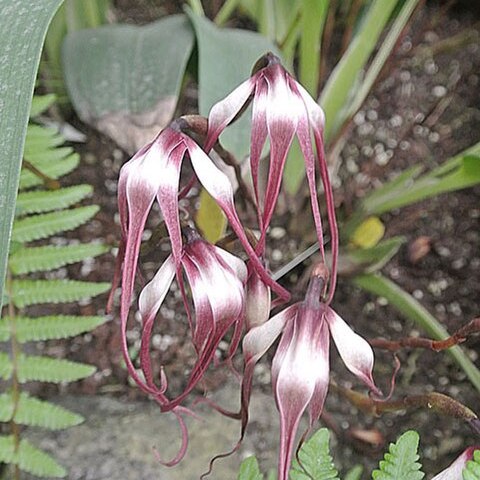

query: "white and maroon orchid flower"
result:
(241, 264), (380, 480)
(134, 227), (247, 410)
(205, 52), (338, 302)
(432, 447), (480, 480)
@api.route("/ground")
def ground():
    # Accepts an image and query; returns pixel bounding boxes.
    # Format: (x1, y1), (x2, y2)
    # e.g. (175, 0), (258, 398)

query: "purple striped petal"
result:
(432, 447), (479, 480)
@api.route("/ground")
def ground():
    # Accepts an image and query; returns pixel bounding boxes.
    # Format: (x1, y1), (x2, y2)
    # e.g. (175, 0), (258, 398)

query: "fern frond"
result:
(290, 429), (339, 480)
(15, 185), (93, 215)
(10, 279), (110, 307)
(12, 205), (99, 243)
(463, 450), (480, 480)
(0, 435), (15, 464)
(238, 456), (264, 480)
(0, 320), (9, 341)
(372, 431), (424, 480)
(17, 439), (67, 478)
(24, 146), (74, 165)
(0, 352), (13, 380)
(25, 124), (64, 152)
(19, 154), (79, 190)
(30, 94), (56, 117)
(9, 243), (109, 274)
(0, 315), (108, 342)
(0, 392), (83, 429)
(17, 355), (96, 383)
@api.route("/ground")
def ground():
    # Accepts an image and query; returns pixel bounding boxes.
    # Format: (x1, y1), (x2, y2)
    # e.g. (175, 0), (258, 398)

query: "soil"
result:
(23, 1), (480, 478)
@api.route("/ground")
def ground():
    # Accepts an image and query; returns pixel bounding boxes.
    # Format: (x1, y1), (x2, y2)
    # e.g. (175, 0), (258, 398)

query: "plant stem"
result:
(188, 0), (205, 16)
(7, 270), (21, 480)
(214, 0), (241, 25)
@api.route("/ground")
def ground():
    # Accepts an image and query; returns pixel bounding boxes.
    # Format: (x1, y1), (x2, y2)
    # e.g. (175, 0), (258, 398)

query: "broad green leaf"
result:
(319, 0), (400, 142)
(0, 315), (108, 342)
(363, 152), (480, 215)
(17, 354), (95, 383)
(350, 216), (385, 249)
(11, 205), (99, 243)
(30, 94), (57, 117)
(62, 15), (194, 153)
(15, 185), (93, 216)
(238, 456), (264, 480)
(353, 274), (480, 393)
(372, 431), (424, 480)
(348, 236), (405, 274)
(290, 428), (339, 480)
(0, 392), (83, 429)
(17, 438), (66, 477)
(188, 8), (280, 159)
(195, 188), (227, 243)
(0, 0), (64, 316)
(463, 450), (480, 480)
(10, 279), (110, 307)
(19, 154), (80, 190)
(9, 243), (109, 274)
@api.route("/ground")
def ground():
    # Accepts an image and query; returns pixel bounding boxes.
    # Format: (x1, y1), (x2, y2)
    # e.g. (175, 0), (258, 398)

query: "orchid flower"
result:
(432, 447), (480, 479)
(137, 226), (247, 412)
(205, 52), (338, 302)
(241, 264), (380, 480)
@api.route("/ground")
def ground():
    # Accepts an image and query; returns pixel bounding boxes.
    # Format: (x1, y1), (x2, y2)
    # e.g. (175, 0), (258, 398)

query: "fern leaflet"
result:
(17, 439), (67, 478)
(0, 352), (13, 380)
(290, 428), (339, 480)
(30, 94), (56, 116)
(11, 279), (110, 307)
(12, 205), (99, 242)
(463, 450), (480, 480)
(24, 124), (64, 152)
(9, 243), (109, 274)
(24, 146), (74, 165)
(372, 431), (424, 480)
(238, 456), (264, 480)
(19, 154), (79, 189)
(0, 315), (108, 342)
(17, 355), (96, 383)
(15, 185), (93, 215)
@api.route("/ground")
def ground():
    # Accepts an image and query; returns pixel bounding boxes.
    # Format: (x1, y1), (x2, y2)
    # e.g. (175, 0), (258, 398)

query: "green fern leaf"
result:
(9, 243), (109, 274)
(24, 146), (74, 165)
(372, 431), (424, 480)
(463, 450), (480, 480)
(0, 392), (83, 429)
(238, 456), (264, 480)
(0, 315), (108, 342)
(290, 429), (339, 480)
(0, 352), (13, 380)
(0, 393), (15, 421)
(25, 124), (64, 152)
(344, 465), (364, 480)
(17, 355), (96, 383)
(0, 320), (9, 341)
(0, 435), (15, 464)
(11, 279), (110, 307)
(19, 154), (79, 189)
(12, 205), (99, 242)
(30, 94), (56, 117)
(15, 185), (93, 215)
(17, 439), (67, 478)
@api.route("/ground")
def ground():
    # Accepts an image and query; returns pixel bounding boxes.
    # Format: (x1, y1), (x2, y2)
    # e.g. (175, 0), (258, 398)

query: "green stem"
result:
(187, 0), (205, 16)
(214, 0), (241, 25)
(353, 273), (480, 393)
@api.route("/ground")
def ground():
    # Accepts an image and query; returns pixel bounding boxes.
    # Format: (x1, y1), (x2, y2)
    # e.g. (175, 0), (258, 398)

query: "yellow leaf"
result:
(195, 188), (227, 243)
(351, 216), (385, 249)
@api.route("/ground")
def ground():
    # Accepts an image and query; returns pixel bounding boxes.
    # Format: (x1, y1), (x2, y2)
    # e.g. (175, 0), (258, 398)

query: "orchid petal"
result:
(138, 255), (176, 386)
(205, 76), (257, 152)
(326, 307), (380, 395)
(244, 271), (271, 331)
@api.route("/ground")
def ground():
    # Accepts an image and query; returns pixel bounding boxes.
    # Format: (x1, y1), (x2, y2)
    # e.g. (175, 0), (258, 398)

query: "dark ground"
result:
(27, 1), (480, 477)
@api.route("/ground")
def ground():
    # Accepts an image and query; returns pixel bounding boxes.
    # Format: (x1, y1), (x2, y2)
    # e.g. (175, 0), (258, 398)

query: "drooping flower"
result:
(137, 226), (247, 412)
(205, 52), (338, 302)
(241, 263), (380, 480)
(432, 447), (480, 480)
